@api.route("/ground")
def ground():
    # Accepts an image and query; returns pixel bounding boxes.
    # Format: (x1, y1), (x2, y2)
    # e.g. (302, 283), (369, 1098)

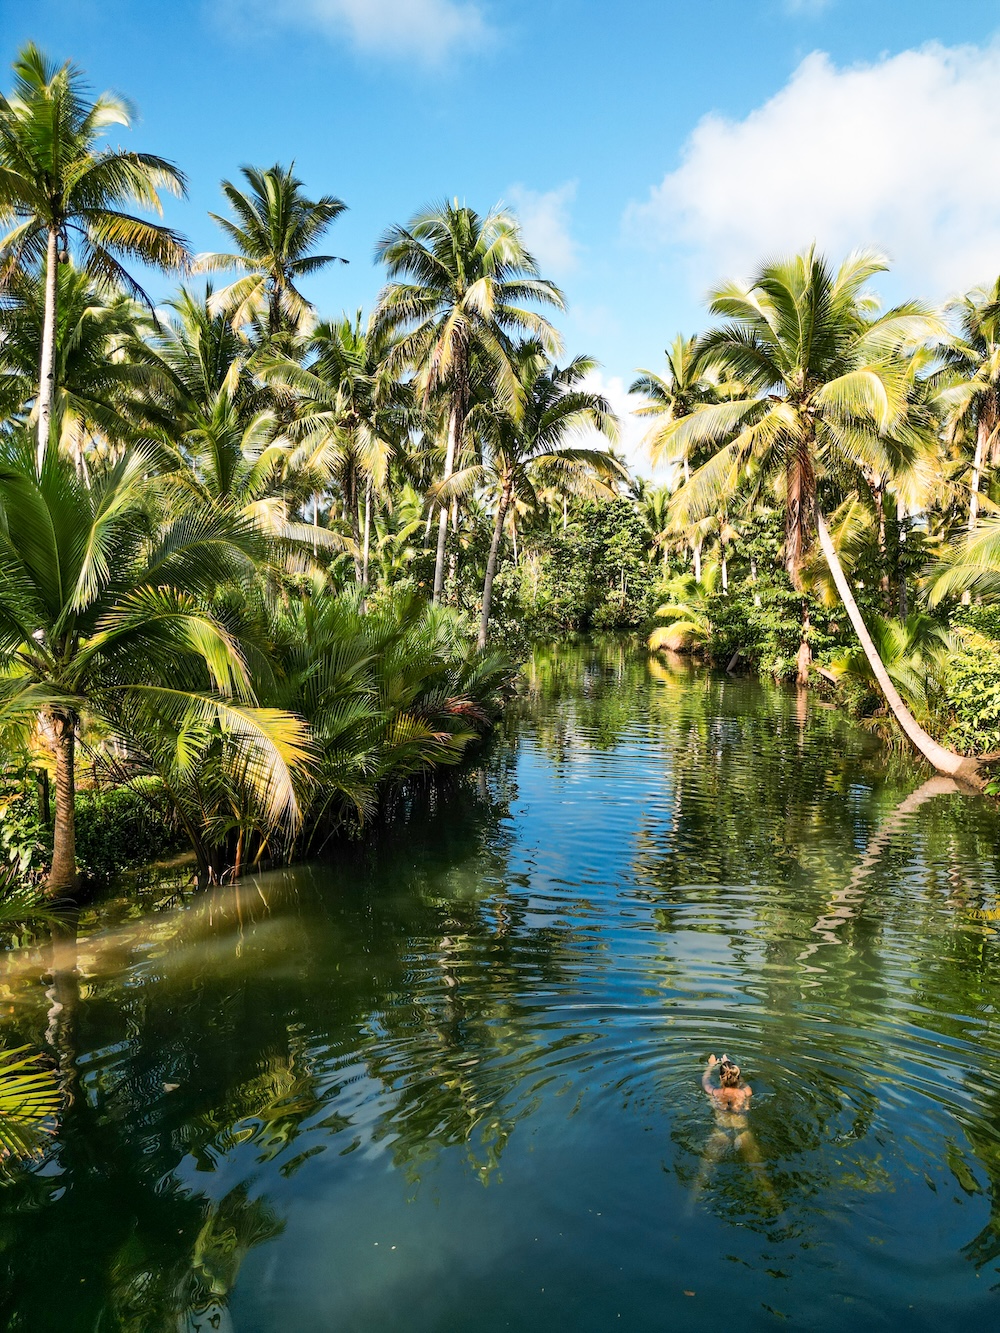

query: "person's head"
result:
(719, 1058), (741, 1087)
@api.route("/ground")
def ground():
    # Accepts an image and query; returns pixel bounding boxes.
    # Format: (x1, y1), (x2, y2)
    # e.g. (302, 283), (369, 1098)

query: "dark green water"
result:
(3, 642), (1000, 1331)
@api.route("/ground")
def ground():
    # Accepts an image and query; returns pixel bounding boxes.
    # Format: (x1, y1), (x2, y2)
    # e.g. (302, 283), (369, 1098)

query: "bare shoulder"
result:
(744, 1083), (753, 1097)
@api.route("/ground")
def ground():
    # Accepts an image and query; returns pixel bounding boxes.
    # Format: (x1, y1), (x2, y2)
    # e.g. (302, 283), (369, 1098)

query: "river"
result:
(2, 640), (1000, 1330)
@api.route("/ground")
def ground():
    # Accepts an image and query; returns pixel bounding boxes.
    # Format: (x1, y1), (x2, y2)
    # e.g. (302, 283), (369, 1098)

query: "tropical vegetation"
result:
(4, 36), (1000, 922)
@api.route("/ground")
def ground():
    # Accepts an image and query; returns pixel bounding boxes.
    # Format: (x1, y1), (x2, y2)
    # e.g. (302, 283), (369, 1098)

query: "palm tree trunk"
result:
(479, 479), (513, 650)
(37, 227), (59, 474)
(693, 541), (702, 582)
(433, 403), (462, 601)
(969, 412), (990, 533)
(873, 483), (890, 602)
(47, 710), (79, 897)
(362, 482), (372, 590)
(817, 512), (982, 784)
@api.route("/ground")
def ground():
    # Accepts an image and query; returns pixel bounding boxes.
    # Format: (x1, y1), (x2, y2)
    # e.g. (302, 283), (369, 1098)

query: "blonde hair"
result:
(719, 1058), (741, 1087)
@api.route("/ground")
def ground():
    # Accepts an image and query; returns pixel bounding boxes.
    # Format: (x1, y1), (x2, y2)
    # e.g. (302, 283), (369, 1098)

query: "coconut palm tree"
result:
(935, 279), (1000, 533)
(436, 345), (620, 647)
(267, 312), (411, 583)
(631, 334), (717, 482)
(373, 200), (565, 600)
(0, 433), (312, 894)
(0, 262), (148, 470)
(669, 248), (983, 781)
(196, 163), (347, 337)
(0, 43), (189, 471)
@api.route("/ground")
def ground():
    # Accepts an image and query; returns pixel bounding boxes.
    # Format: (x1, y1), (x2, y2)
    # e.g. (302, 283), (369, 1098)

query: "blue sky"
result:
(8, 0), (1000, 470)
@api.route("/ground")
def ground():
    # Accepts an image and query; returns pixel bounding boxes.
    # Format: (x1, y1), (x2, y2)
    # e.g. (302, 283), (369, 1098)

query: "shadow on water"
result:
(2, 639), (1000, 1329)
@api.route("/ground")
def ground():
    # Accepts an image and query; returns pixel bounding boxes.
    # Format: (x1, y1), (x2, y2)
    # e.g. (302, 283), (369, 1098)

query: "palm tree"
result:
(0, 434), (312, 894)
(196, 163), (347, 337)
(267, 312), (411, 583)
(0, 262), (148, 470)
(438, 345), (620, 647)
(669, 248), (983, 781)
(935, 279), (1000, 533)
(0, 43), (189, 471)
(373, 200), (565, 601)
(631, 334), (717, 482)
(670, 249), (927, 670)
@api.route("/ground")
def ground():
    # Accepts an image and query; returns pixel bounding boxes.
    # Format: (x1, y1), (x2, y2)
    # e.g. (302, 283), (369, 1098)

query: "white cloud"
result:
(629, 41), (1000, 303)
(506, 182), (580, 276)
(223, 0), (489, 61)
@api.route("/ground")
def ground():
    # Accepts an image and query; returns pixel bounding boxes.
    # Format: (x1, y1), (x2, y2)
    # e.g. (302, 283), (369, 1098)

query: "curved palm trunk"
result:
(36, 228), (59, 474)
(478, 477), (513, 650)
(817, 512), (983, 785)
(47, 710), (80, 897)
(433, 402), (463, 601)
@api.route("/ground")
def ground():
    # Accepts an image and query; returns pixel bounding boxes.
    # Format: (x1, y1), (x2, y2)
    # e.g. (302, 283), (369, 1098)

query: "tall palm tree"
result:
(0, 263), (148, 470)
(0, 434), (312, 894)
(373, 200), (565, 600)
(669, 248), (981, 780)
(438, 345), (621, 647)
(935, 279), (1000, 533)
(196, 163), (347, 337)
(267, 312), (411, 583)
(0, 44), (189, 471)
(631, 334), (717, 482)
(670, 248), (931, 675)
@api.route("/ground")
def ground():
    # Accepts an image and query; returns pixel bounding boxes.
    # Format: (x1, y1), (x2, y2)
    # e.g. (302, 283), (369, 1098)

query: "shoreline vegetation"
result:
(1, 37), (1000, 937)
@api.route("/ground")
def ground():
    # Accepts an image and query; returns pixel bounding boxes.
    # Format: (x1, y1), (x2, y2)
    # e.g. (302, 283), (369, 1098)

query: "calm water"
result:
(3, 642), (1000, 1330)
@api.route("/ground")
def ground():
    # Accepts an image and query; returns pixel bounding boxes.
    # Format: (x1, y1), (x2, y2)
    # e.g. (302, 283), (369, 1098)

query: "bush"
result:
(944, 622), (1000, 755)
(74, 783), (188, 881)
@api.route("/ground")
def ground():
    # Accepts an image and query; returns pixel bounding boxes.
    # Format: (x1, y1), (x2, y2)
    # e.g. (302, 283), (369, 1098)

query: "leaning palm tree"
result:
(437, 345), (621, 647)
(373, 200), (565, 600)
(0, 433), (312, 894)
(669, 248), (982, 781)
(0, 43), (189, 471)
(196, 163), (347, 337)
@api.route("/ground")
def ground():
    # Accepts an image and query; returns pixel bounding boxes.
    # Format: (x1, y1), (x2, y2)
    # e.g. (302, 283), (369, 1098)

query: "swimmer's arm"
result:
(701, 1055), (718, 1093)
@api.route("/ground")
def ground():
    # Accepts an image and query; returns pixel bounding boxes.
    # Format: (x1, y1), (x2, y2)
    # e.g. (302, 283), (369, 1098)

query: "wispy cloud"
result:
(627, 40), (1000, 303)
(507, 182), (580, 276)
(220, 0), (491, 62)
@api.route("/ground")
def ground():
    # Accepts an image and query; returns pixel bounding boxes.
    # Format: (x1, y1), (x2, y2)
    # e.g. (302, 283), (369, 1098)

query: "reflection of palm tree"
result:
(173, 1185), (284, 1333)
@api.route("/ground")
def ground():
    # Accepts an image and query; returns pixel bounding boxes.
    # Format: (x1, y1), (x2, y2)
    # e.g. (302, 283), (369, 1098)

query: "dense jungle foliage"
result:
(3, 37), (1000, 934)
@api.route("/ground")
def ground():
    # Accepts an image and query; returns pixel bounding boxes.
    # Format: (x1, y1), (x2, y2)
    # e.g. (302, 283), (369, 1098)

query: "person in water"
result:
(702, 1054), (752, 1114)
(689, 1053), (777, 1211)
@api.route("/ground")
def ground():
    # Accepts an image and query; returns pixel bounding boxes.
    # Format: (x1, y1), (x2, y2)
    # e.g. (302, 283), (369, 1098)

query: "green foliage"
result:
(504, 498), (658, 634)
(944, 619), (1000, 756)
(75, 783), (188, 882)
(0, 763), (49, 881)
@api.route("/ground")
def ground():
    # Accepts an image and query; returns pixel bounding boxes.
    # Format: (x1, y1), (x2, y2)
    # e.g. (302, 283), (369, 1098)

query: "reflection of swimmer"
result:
(689, 1055), (778, 1212)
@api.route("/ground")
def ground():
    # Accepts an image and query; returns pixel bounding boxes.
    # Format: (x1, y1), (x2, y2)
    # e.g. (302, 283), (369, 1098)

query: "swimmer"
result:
(701, 1054), (752, 1114)
(688, 1053), (778, 1213)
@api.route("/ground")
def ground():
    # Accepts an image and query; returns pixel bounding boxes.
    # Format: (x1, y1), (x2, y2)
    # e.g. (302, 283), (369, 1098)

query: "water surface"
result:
(3, 642), (1000, 1330)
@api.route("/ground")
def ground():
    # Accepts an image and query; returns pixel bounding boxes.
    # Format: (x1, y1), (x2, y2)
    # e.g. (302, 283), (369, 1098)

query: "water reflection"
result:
(1, 641), (1000, 1328)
